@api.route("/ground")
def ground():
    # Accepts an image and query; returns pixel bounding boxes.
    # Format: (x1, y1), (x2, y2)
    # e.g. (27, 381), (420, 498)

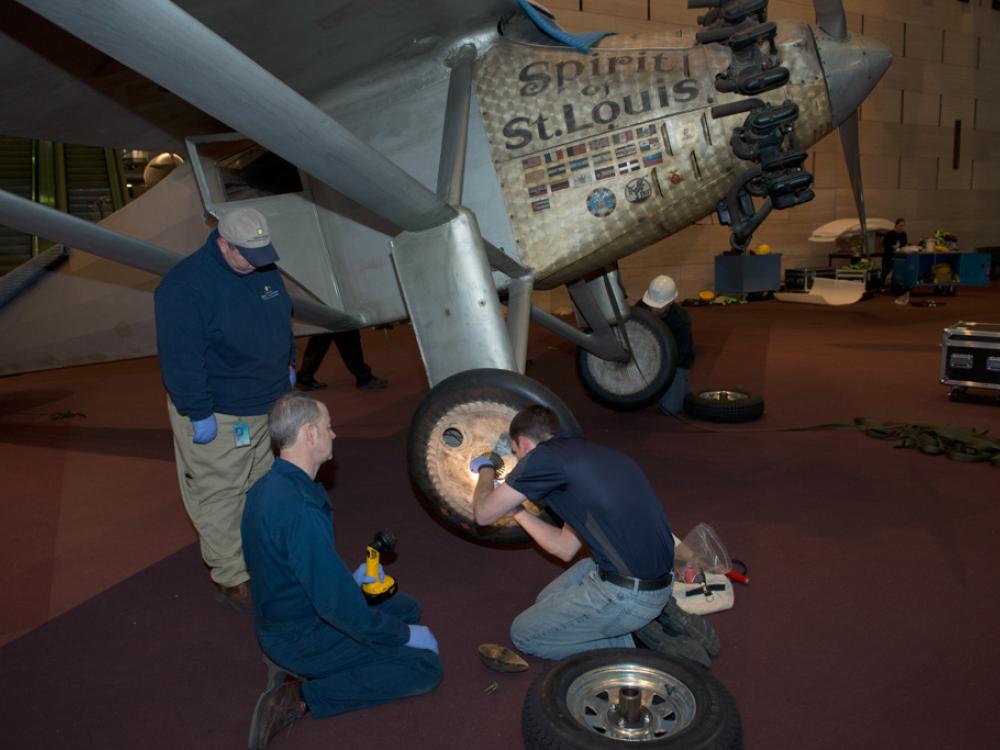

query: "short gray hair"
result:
(269, 392), (322, 450)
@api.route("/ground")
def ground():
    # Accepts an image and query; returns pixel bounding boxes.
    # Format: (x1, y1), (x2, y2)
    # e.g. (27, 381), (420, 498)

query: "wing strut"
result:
(0, 188), (361, 331)
(437, 44), (476, 207)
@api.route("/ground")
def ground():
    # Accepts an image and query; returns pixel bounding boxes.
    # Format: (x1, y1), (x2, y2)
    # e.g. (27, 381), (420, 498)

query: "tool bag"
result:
(671, 525), (740, 615)
(673, 572), (734, 615)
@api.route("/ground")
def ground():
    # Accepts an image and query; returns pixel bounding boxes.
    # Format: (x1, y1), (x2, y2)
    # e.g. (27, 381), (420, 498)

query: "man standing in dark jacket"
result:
(154, 207), (295, 611)
(243, 393), (441, 748)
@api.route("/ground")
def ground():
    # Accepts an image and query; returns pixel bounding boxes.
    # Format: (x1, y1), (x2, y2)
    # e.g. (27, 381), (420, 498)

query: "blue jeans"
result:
(659, 367), (689, 415)
(510, 558), (672, 660)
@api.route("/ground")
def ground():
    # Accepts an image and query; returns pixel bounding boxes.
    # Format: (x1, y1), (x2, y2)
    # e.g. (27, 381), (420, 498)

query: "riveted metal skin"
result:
(474, 21), (832, 289)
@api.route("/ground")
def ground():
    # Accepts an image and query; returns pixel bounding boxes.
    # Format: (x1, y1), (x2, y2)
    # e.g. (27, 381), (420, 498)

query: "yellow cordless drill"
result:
(361, 530), (398, 604)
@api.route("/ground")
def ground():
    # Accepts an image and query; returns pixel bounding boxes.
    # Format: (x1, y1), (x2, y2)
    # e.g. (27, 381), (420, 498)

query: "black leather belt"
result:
(598, 569), (673, 591)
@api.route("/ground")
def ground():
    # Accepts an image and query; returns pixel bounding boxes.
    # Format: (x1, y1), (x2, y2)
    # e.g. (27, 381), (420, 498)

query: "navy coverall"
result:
(242, 459), (442, 717)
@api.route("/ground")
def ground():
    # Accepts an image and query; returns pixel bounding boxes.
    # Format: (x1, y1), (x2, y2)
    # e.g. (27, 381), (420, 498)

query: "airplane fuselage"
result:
(475, 20), (833, 288)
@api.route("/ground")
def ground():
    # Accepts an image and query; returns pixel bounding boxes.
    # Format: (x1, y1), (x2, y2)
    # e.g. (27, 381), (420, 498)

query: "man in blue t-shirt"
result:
(471, 405), (677, 660)
(154, 207), (296, 611)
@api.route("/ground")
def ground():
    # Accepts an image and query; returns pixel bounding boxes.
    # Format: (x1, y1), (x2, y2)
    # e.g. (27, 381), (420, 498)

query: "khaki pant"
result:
(167, 398), (274, 587)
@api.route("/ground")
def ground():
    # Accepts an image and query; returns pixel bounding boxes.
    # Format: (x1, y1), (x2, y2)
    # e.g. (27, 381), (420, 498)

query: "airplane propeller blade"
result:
(838, 110), (869, 254)
(811, 1), (892, 257)
(813, 0), (847, 40)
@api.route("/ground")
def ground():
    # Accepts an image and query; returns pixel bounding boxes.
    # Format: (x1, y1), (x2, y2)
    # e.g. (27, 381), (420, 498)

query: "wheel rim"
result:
(564, 662), (697, 741)
(423, 399), (525, 529)
(584, 319), (660, 396)
(698, 389), (750, 403)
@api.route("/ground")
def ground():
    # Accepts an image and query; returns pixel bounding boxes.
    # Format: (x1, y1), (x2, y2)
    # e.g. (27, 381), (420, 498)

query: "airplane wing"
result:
(0, 0), (524, 374)
(0, 0), (517, 152)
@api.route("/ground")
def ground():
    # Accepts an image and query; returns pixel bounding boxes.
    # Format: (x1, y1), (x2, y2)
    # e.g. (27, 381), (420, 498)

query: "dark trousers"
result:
(266, 593), (442, 718)
(298, 330), (373, 384)
(881, 251), (895, 287)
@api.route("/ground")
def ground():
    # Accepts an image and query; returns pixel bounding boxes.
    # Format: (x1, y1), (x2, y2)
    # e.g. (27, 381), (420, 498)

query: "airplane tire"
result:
(407, 368), (581, 545)
(522, 648), (742, 749)
(683, 389), (764, 423)
(576, 308), (678, 411)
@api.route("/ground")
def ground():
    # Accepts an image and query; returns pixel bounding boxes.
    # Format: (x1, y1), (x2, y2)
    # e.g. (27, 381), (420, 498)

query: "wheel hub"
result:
(424, 399), (522, 527)
(700, 389), (749, 403)
(565, 663), (697, 741)
(584, 319), (659, 396)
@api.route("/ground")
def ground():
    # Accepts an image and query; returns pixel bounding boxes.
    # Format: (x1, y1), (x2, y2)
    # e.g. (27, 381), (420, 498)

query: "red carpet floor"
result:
(1, 286), (999, 749)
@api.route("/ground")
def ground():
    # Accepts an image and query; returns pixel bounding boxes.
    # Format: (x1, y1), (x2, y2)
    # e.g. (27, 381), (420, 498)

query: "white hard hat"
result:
(642, 275), (678, 308)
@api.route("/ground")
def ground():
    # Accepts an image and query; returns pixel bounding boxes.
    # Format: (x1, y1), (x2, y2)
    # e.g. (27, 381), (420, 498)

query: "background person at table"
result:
(881, 218), (907, 288)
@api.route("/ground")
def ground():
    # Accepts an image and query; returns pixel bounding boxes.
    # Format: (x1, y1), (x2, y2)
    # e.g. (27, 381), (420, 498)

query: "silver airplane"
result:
(0, 0), (890, 543)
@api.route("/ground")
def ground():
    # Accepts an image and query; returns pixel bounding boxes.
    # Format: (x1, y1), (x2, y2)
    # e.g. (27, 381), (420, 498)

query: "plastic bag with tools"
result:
(672, 524), (737, 615)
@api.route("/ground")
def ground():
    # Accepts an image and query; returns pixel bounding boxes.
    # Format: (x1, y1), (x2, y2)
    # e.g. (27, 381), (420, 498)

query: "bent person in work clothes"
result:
(637, 274), (695, 415)
(472, 405), (688, 660)
(154, 207), (295, 611)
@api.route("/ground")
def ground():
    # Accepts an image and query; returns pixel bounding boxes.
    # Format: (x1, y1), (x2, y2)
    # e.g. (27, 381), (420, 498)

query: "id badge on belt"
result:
(233, 421), (251, 447)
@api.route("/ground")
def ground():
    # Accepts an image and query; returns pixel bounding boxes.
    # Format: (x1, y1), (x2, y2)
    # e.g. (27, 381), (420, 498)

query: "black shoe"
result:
(657, 597), (721, 657)
(296, 376), (327, 391)
(356, 377), (388, 390)
(633, 621), (712, 668)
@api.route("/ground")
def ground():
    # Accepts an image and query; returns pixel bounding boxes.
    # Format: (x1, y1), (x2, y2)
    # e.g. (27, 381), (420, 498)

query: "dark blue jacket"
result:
(242, 459), (410, 658)
(154, 230), (295, 420)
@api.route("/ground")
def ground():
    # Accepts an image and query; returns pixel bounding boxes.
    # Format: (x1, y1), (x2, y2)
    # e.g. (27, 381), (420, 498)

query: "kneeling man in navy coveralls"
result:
(243, 393), (442, 748)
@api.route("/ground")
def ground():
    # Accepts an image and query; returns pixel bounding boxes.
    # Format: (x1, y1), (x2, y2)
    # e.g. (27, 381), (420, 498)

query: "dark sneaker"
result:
(356, 377), (388, 390)
(296, 377), (327, 391)
(633, 620), (712, 668)
(657, 597), (721, 657)
(248, 675), (307, 750)
(214, 581), (253, 613)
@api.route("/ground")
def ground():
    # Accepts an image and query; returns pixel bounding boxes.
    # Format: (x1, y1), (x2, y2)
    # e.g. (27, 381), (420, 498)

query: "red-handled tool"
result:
(725, 559), (749, 585)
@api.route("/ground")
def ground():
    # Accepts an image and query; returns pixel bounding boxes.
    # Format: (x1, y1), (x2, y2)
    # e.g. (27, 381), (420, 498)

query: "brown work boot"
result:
(214, 581), (253, 613)
(249, 676), (307, 750)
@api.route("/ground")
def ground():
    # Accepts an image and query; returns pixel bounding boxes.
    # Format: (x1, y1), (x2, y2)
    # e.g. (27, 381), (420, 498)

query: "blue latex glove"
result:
(406, 624), (439, 654)
(191, 415), (218, 444)
(351, 562), (384, 587)
(469, 452), (502, 475)
(289, 368), (296, 387)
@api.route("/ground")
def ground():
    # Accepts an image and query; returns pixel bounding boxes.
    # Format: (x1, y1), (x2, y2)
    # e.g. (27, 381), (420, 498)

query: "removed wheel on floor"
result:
(407, 368), (581, 545)
(522, 648), (741, 749)
(683, 389), (764, 423)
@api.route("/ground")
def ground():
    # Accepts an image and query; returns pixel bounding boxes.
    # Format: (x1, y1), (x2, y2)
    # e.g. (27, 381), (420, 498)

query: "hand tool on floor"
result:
(362, 530), (398, 604)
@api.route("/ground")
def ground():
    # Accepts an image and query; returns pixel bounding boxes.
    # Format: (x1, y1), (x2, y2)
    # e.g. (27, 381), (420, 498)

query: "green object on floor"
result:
(833, 418), (1000, 465)
(711, 295), (746, 307)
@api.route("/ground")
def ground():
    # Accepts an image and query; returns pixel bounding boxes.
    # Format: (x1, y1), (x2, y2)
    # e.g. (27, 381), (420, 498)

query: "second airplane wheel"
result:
(576, 308), (678, 411)
(407, 369), (581, 545)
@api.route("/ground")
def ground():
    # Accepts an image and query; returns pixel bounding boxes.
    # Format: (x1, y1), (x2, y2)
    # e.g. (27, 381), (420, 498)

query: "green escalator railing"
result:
(0, 136), (128, 276)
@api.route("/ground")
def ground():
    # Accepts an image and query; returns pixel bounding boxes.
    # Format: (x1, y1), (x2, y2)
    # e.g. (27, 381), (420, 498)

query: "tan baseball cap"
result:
(218, 207), (279, 267)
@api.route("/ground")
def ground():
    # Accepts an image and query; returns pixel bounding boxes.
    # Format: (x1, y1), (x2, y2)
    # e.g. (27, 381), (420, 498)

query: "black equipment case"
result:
(784, 266), (836, 292)
(940, 322), (1000, 393)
